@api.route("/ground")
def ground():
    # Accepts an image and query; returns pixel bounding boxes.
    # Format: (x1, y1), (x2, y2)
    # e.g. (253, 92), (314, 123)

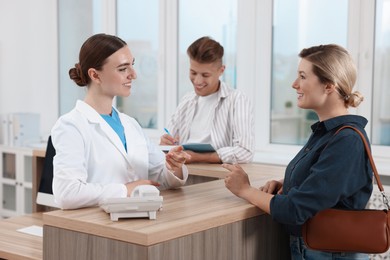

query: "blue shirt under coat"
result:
(100, 108), (127, 151)
(270, 115), (373, 237)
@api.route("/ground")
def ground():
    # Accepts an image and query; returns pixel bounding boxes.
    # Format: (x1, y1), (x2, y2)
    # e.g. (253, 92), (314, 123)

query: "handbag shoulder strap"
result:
(335, 125), (390, 209)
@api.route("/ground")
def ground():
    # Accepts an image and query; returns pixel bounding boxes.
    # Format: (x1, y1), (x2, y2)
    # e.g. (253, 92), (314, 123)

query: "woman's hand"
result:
(222, 164), (275, 214)
(165, 146), (191, 179)
(222, 163), (252, 199)
(259, 179), (284, 195)
(125, 179), (160, 197)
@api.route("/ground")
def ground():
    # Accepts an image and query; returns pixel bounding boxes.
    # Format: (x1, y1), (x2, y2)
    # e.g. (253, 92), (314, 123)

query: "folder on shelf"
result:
(8, 113), (40, 147)
(0, 114), (8, 145)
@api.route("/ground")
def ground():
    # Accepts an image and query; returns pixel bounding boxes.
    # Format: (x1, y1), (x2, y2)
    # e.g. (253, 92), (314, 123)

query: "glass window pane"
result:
(24, 187), (32, 214)
(24, 155), (32, 183)
(2, 184), (16, 211)
(271, 0), (348, 145)
(116, 0), (159, 129)
(372, 0), (390, 145)
(58, 0), (103, 115)
(178, 0), (237, 100)
(2, 153), (15, 179)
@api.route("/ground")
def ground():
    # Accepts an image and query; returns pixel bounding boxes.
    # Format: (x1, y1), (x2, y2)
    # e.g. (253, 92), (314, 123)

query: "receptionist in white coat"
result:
(51, 33), (191, 210)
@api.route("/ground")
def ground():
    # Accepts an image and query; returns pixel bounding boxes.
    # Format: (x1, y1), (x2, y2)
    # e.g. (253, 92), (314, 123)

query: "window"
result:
(116, 0), (159, 129)
(271, 0), (348, 145)
(372, 0), (390, 146)
(178, 0), (237, 100)
(55, 0), (390, 170)
(58, 0), (104, 115)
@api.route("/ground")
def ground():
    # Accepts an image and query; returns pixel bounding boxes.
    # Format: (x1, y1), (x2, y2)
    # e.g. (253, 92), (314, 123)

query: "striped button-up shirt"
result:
(167, 82), (254, 163)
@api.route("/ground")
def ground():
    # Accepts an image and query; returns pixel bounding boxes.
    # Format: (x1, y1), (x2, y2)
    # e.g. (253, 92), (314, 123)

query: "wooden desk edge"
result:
(0, 213), (43, 260)
(42, 205), (264, 246)
(33, 148), (46, 158)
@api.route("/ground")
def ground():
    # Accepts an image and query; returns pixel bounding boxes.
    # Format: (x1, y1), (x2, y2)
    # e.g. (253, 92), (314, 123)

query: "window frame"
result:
(96, 0), (390, 173)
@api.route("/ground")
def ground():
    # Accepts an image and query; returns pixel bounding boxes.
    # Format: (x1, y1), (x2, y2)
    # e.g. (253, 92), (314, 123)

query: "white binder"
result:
(8, 113), (40, 147)
(0, 114), (8, 145)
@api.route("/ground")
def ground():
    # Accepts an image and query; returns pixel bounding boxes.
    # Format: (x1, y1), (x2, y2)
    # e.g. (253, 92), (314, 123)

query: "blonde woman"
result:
(224, 44), (372, 260)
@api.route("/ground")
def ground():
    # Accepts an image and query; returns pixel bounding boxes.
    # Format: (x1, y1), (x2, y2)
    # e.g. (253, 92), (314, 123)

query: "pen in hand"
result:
(164, 128), (178, 145)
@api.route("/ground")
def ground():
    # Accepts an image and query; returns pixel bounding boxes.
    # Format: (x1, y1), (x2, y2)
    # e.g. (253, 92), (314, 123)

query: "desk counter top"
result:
(0, 213), (43, 260)
(186, 163), (284, 179)
(43, 163), (285, 246)
(33, 148), (46, 158)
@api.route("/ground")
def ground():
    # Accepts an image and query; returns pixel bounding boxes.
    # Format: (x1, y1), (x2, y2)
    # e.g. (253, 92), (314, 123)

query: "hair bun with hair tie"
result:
(75, 63), (86, 84)
(75, 63), (82, 76)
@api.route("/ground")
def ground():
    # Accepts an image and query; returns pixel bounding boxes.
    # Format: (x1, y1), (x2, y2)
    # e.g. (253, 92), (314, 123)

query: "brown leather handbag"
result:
(302, 125), (390, 254)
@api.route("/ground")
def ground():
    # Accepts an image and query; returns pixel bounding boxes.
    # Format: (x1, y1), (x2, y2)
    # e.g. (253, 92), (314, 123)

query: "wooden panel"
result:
(44, 226), (147, 260)
(44, 214), (290, 260)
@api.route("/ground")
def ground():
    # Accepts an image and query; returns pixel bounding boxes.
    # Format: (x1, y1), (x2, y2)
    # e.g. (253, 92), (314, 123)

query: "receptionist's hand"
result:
(165, 146), (191, 178)
(125, 180), (160, 197)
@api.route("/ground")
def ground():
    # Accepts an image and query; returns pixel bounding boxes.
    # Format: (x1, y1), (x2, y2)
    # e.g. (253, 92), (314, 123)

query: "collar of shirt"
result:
(310, 114), (368, 133)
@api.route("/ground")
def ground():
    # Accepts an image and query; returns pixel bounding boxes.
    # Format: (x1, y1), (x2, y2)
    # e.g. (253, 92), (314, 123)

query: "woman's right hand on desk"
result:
(222, 164), (252, 199)
(125, 180), (160, 197)
(259, 179), (284, 195)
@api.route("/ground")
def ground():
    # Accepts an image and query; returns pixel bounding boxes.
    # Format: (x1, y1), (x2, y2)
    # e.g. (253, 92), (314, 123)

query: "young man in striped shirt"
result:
(160, 36), (254, 164)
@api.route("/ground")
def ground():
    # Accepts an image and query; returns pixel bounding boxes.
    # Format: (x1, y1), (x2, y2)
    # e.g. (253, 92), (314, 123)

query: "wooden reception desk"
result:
(42, 164), (290, 260)
(20, 148), (290, 259)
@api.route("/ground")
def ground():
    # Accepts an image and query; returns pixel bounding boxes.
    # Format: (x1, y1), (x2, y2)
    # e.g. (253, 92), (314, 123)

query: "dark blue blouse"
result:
(270, 115), (373, 236)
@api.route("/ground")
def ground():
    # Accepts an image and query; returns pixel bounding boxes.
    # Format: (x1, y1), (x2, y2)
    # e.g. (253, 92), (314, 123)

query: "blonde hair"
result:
(299, 44), (363, 108)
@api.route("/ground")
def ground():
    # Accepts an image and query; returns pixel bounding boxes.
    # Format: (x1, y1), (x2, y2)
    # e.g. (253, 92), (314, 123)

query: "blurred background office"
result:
(0, 0), (389, 168)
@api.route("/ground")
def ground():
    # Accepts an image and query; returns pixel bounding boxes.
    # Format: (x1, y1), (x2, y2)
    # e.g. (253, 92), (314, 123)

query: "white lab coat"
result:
(51, 100), (188, 209)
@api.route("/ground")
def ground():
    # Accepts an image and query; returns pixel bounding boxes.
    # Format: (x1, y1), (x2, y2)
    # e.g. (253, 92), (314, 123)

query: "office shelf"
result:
(0, 145), (33, 218)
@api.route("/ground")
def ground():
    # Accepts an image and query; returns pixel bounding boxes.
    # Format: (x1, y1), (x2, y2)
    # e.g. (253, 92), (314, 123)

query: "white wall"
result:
(0, 0), (58, 141)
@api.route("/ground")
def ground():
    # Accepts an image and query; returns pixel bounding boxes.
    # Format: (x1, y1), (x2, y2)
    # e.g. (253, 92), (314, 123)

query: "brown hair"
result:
(69, 33), (127, 87)
(299, 44), (363, 108)
(187, 36), (224, 64)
